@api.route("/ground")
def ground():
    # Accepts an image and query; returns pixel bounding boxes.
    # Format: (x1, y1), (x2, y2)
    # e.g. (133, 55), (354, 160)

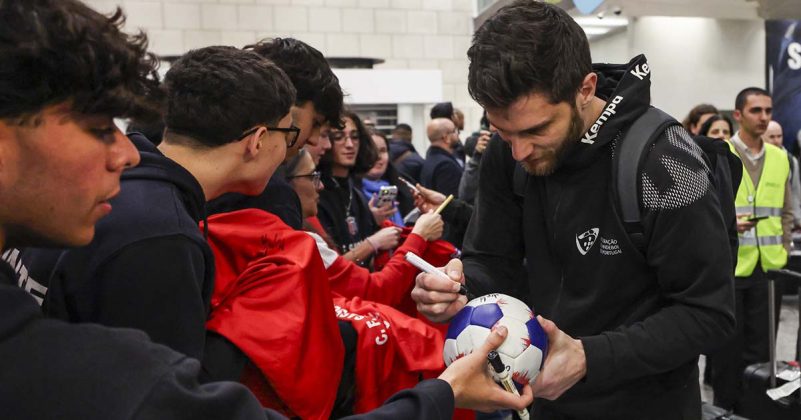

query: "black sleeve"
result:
(441, 199), (473, 228)
(462, 136), (527, 298)
(317, 193), (344, 249)
(93, 236), (209, 360)
(432, 162), (462, 198)
(440, 199), (473, 248)
(342, 379), (454, 420)
(135, 358), (283, 420)
(580, 127), (736, 388)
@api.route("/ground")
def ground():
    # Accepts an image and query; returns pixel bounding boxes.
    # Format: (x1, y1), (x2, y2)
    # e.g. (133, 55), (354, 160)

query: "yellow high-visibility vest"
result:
(729, 141), (789, 277)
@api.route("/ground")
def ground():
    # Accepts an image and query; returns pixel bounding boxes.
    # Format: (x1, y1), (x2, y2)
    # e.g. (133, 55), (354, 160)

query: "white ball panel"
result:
(454, 325), (490, 358)
(443, 338), (459, 367)
(511, 344), (544, 384)
(494, 316), (529, 358)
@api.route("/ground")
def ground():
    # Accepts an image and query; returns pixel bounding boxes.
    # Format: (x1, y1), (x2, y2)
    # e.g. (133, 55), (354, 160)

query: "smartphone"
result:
(376, 185), (398, 207)
(746, 215), (769, 222)
(397, 177), (419, 194)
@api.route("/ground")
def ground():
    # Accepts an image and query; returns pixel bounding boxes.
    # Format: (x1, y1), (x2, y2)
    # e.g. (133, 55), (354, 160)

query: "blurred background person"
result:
(459, 112), (494, 205)
(360, 132), (416, 226)
(683, 103), (719, 135)
(421, 118), (463, 198)
(430, 101), (465, 166)
(698, 114), (734, 141)
(388, 123), (424, 183)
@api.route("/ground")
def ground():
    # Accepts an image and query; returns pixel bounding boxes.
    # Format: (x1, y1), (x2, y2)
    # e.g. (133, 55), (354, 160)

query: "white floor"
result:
(699, 294), (800, 403)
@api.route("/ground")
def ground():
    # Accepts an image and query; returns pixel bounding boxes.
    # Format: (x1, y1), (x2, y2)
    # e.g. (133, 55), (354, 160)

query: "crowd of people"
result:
(0, 0), (798, 419)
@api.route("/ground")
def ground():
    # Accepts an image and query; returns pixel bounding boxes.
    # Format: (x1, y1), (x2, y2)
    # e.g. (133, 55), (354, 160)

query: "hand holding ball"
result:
(443, 294), (548, 386)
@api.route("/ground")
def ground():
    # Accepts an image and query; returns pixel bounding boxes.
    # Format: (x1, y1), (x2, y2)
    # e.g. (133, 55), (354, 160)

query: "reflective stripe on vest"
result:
(735, 206), (782, 217)
(738, 235), (783, 246)
(730, 141), (789, 277)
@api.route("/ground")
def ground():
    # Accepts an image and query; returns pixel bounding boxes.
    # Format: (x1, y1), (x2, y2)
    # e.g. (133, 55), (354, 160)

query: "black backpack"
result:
(511, 107), (741, 263)
(614, 107), (741, 264)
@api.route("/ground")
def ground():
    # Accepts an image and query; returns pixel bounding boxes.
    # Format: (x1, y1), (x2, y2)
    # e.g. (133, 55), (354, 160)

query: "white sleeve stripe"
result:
(304, 231), (339, 269)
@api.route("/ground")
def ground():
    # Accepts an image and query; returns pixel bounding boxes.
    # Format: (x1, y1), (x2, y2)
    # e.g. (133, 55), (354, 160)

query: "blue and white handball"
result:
(443, 293), (548, 385)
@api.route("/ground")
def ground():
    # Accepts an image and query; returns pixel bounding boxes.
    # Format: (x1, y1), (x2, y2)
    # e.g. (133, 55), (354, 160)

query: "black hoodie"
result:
(11, 133), (215, 361)
(463, 55), (735, 419)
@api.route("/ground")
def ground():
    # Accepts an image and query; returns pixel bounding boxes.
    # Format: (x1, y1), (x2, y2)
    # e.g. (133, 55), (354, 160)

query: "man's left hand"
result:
(531, 315), (587, 400)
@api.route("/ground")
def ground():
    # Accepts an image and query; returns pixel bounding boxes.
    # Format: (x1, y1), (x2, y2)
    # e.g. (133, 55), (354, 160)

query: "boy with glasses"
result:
(208, 37), (344, 230)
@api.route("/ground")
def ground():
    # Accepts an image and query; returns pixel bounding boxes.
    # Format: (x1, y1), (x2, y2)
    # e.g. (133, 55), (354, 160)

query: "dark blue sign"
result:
(766, 20), (801, 152)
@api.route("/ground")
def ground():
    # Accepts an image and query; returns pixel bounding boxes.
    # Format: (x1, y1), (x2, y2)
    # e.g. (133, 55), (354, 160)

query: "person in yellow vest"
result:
(710, 87), (793, 412)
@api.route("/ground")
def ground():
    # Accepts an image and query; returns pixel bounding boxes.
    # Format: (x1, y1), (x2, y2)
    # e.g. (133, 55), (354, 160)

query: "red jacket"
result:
(307, 217), (458, 311)
(333, 297), (445, 413)
(205, 210), (449, 415)
(204, 209), (343, 419)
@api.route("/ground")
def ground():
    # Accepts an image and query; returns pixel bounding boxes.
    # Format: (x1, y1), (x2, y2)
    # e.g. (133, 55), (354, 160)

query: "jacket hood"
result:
(125, 133), (206, 223)
(560, 54), (653, 171)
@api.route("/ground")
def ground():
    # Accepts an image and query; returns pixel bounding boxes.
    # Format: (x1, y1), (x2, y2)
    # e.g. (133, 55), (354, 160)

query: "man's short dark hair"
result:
(430, 102), (454, 120)
(163, 46), (296, 148)
(246, 38), (344, 129)
(394, 123), (412, 132)
(467, 0), (592, 109)
(0, 0), (161, 123)
(735, 87), (770, 111)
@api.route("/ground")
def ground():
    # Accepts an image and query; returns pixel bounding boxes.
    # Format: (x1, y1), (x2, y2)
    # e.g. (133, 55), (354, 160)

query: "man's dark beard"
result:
(521, 105), (585, 176)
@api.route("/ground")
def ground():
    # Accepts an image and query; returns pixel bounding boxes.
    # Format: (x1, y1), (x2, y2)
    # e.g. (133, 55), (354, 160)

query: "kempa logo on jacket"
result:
(581, 95), (624, 145)
(576, 228), (599, 255)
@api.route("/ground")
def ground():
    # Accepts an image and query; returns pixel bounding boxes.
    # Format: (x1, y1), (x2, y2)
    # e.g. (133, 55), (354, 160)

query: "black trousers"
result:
(709, 267), (781, 411)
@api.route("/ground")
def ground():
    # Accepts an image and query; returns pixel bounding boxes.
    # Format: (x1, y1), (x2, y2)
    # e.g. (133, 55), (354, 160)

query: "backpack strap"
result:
(615, 107), (680, 253)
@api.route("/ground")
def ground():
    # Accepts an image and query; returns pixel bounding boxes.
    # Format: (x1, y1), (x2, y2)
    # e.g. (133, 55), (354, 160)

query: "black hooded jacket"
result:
(12, 133), (215, 361)
(463, 55), (735, 419)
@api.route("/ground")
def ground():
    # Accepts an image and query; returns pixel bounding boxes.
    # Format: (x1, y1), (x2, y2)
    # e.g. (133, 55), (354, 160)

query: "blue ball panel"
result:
(470, 303), (503, 329)
(526, 317), (548, 360)
(446, 306), (474, 340)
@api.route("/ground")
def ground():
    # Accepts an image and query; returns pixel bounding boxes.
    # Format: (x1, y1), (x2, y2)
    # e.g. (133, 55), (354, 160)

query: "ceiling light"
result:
(573, 16), (628, 27)
(582, 27), (610, 35)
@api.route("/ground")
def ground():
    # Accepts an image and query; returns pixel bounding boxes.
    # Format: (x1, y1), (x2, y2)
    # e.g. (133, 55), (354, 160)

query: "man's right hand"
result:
(411, 258), (467, 323)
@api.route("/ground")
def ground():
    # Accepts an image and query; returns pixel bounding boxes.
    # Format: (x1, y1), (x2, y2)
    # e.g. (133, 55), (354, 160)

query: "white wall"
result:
(84, 0), (481, 152)
(591, 17), (766, 119)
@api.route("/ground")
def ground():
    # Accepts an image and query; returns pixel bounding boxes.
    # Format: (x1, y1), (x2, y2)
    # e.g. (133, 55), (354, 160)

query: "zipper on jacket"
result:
(548, 178), (565, 317)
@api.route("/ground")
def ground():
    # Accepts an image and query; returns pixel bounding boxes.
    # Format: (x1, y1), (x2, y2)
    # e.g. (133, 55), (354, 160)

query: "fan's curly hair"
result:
(0, 0), (162, 124)
(246, 38), (344, 129)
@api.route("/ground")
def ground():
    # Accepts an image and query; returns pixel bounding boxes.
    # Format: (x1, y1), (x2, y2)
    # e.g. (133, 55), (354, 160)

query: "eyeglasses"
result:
(236, 124), (302, 148)
(329, 130), (360, 142)
(287, 171), (322, 188)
